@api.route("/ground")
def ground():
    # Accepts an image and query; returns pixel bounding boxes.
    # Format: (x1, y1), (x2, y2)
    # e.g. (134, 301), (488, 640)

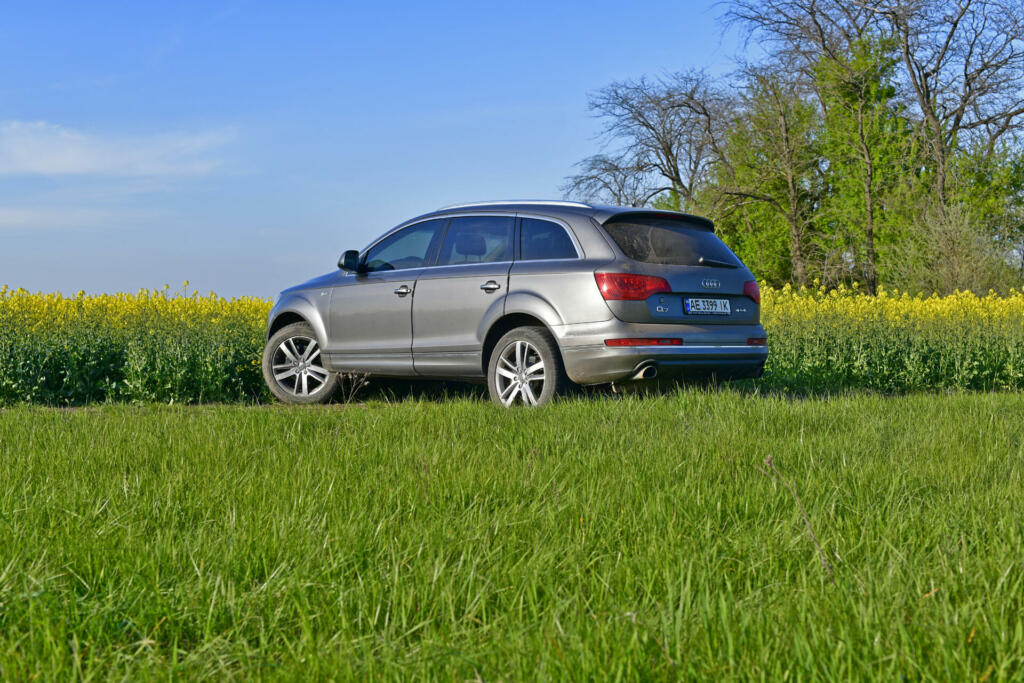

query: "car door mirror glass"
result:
(338, 250), (361, 271)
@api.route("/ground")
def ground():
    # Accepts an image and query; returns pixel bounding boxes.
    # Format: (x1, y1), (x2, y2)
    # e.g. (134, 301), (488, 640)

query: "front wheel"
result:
(262, 322), (339, 404)
(487, 326), (569, 407)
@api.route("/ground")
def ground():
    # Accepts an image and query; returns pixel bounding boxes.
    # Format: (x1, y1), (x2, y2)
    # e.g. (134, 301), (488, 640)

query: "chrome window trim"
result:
(358, 211), (584, 267)
(417, 260), (513, 273)
(516, 213), (583, 260)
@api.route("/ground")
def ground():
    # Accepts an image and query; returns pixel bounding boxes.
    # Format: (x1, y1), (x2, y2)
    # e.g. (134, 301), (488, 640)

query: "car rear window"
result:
(602, 215), (741, 267)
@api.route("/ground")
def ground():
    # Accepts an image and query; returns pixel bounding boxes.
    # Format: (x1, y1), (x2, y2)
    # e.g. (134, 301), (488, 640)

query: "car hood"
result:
(281, 270), (339, 295)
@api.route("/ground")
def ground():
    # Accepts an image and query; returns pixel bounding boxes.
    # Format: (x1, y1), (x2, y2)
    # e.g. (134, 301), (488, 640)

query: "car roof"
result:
(408, 200), (715, 230)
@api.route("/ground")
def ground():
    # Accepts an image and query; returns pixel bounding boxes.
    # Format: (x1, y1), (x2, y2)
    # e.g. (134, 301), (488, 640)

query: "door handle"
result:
(480, 280), (501, 293)
(393, 285), (412, 297)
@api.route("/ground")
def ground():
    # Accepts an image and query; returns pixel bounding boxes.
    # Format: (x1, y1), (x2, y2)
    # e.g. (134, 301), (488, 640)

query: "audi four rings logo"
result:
(700, 278), (721, 289)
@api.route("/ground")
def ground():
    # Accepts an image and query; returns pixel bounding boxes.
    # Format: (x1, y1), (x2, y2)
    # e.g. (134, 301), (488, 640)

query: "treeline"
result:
(565, 0), (1024, 293)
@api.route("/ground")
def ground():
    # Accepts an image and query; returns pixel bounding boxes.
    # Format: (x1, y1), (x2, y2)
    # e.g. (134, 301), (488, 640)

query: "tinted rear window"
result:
(602, 216), (741, 267)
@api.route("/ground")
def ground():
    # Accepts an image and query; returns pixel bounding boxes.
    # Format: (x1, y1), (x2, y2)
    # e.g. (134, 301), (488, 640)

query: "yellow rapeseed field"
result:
(1, 283), (1022, 404)
(0, 284), (271, 332)
(762, 282), (1024, 391)
(764, 282), (1024, 331)
(0, 285), (271, 404)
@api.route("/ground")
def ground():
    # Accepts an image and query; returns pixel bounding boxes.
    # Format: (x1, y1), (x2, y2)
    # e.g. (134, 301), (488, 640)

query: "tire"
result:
(487, 326), (570, 406)
(262, 322), (339, 404)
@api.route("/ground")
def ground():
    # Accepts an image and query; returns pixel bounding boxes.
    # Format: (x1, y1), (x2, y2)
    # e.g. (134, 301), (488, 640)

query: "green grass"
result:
(1, 390), (1023, 680)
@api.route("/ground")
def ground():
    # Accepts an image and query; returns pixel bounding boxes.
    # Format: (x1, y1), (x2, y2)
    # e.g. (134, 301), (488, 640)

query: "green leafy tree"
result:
(815, 35), (923, 291)
(706, 66), (823, 286)
(950, 144), (1024, 278)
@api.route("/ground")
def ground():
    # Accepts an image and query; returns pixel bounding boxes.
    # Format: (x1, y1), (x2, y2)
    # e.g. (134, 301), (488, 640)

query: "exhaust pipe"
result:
(630, 363), (658, 381)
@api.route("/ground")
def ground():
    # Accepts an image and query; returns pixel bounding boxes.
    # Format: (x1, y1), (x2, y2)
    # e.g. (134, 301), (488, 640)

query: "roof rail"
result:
(437, 199), (592, 211)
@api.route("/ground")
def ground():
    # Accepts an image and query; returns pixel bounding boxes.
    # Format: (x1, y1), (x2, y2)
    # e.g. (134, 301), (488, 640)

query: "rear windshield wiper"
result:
(697, 256), (738, 269)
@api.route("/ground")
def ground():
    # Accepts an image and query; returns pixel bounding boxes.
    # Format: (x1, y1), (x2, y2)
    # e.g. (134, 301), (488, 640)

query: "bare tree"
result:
(875, 0), (1024, 203)
(723, 0), (881, 92)
(562, 153), (655, 206)
(563, 71), (731, 207)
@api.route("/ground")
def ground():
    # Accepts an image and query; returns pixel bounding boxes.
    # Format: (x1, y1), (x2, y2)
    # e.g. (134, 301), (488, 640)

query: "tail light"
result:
(747, 337), (767, 346)
(743, 280), (761, 304)
(595, 273), (671, 301)
(605, 338), (683, 347)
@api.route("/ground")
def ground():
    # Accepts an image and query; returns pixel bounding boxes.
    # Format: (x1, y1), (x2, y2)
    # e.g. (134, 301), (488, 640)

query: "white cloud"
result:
(0, 207), (119, 230)
(0, 121), (234, 176)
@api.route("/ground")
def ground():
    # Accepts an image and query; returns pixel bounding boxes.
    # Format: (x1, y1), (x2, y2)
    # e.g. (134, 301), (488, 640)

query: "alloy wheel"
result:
(494, 340), (546, 406)
(271, 335), (329, 397)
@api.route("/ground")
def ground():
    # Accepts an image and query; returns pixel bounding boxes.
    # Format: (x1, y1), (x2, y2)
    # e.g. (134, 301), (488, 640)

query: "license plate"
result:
(685, 298), (731, 315)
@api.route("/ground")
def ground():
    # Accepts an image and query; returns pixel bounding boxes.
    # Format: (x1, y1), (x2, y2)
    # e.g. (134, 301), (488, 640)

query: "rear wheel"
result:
(262, 322), (339, 404)
(487, 326), (568, 407)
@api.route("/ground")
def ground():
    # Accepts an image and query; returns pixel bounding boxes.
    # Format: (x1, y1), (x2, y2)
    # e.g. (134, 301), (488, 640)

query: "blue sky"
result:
(1, 1), (740, 297)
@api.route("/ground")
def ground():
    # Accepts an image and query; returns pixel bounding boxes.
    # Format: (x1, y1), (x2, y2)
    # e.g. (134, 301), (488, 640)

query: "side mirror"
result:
(338, 250), (361, 272)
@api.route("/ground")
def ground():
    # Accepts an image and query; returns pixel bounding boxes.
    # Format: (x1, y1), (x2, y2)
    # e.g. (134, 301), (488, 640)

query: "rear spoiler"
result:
(592, 208), (715, 232)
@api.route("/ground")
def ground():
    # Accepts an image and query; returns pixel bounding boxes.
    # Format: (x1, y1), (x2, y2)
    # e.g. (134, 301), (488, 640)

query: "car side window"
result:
(363, 219), (446, 272)
(520, 218), (578, 260)
(435, 216), (515, 266)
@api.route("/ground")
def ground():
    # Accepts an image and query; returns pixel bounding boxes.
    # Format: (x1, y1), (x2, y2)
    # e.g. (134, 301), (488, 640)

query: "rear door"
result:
(599, 214), (760, 326)
(411, 215), (515, 377)
(327, 218), (446, 374)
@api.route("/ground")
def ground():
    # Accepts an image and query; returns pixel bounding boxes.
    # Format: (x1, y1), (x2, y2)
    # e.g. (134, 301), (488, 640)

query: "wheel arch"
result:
(481, 313), (563, 377)
(266, 294), (329, 347)
(268, 311), (308, 338)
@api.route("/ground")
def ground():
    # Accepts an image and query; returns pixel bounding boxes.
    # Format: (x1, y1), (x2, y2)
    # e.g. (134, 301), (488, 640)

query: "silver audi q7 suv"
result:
(262, 201), (767, 406)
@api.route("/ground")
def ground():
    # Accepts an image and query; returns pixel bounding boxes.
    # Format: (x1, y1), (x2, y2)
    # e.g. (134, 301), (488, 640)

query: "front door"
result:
(412, 215), (515, 377)
(327, 218), (446, 374)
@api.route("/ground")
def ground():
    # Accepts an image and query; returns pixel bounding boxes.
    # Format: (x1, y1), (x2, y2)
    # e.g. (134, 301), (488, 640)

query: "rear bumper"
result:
(552, 320), (768, 385)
